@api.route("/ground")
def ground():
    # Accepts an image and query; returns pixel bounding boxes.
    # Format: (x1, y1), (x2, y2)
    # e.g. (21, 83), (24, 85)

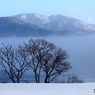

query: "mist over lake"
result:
(0, 34), (95, 82)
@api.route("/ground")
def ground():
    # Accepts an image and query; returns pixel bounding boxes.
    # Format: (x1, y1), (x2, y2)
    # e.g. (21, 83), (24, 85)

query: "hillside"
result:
(0, 17), (54, 37)
(12, 13), (95, 34)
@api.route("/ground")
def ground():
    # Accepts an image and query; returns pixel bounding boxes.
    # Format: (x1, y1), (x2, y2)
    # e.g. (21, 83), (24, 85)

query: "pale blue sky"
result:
(0, 0), (95, 24)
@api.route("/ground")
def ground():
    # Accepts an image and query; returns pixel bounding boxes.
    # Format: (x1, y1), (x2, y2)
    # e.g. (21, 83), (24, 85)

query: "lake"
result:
(0, 34), (95, 82)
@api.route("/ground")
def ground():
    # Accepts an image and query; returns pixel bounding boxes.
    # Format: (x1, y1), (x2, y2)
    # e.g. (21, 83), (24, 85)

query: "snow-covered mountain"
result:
(12, 13), (95, 34)
(12, 13), (51, 25)
(0, 17), (54, 37)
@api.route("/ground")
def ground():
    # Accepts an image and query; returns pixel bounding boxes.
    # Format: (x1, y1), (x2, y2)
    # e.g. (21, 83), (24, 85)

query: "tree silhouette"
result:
(0, 44), (29, 83)
(23, 39), (71, 83)
(0, 39), (72, 83)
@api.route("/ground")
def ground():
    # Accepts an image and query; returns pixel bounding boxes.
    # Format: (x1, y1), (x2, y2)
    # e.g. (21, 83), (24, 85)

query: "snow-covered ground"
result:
(0, 83), (95, 95)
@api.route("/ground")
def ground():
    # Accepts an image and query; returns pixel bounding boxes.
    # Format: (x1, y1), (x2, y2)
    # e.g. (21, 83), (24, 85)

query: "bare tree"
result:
(42, 48), (71, 83)
(0, 39), (72, 83)
(67, 75), (83, 83)
(23, 39), (72, 83)
(0, 44), (29, 83)
(54, 75), (83, 83)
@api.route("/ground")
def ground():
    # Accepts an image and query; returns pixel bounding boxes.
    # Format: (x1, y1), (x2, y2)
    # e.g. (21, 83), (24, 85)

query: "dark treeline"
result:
(0, 39), (83, 83)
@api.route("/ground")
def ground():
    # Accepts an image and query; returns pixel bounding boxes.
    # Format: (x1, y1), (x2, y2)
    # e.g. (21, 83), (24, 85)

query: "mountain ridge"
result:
(0, 13), (95, 37)
(0, 17), (54, 37)
(12, 13), (95, 34)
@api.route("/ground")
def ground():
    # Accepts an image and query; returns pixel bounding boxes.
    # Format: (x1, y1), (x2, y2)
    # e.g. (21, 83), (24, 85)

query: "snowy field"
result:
(0, 83), (95, 95)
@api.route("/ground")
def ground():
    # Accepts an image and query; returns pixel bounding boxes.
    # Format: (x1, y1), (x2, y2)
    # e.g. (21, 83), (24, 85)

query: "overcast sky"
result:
(0, 0), (95, 24)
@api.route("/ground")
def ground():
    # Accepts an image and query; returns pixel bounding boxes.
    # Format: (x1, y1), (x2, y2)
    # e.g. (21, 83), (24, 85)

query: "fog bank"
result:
(0, 34), (95, 82)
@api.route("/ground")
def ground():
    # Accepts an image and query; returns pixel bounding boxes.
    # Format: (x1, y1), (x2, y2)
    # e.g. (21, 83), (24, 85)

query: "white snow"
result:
(21, 15), (26, 19)
(0, 83), (95, 95)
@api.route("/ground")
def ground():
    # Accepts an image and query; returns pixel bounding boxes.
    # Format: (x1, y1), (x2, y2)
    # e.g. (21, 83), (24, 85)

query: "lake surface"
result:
(0, 34), (95, 82)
